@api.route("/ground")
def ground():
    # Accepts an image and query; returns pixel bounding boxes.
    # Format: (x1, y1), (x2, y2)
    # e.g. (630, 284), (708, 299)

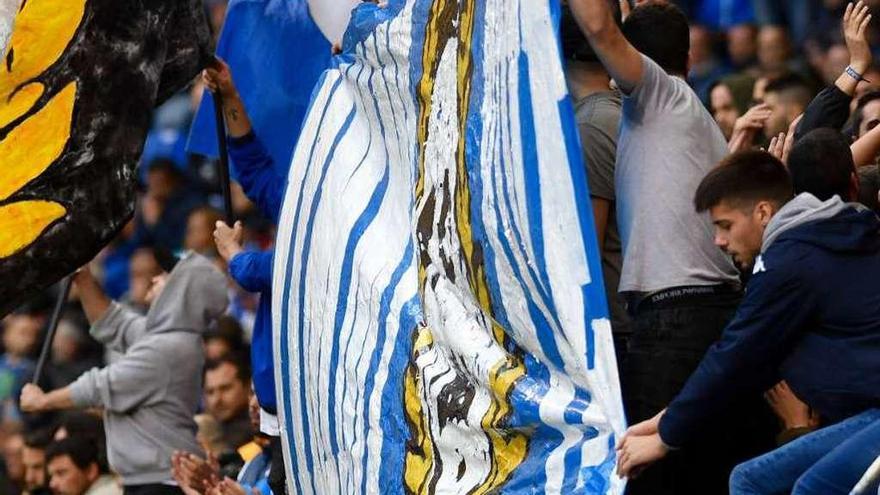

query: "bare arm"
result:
(203, 58), (253, 139)
(591, 197), (610, 251)
(73, 267), (110, 325)
(836, 2), (873, 97)
(19, 384), (75, 412)
(852, 122), (880, 166)
(569, 0), (644, 93)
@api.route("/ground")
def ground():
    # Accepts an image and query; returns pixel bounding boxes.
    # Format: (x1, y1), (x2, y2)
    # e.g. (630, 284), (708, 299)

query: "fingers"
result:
(846, 1), (854, 24)
(860, 13), (873, 36)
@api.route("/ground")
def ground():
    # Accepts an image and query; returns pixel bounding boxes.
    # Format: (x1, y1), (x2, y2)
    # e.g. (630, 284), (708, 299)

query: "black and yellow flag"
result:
(0, 0), (212, 315)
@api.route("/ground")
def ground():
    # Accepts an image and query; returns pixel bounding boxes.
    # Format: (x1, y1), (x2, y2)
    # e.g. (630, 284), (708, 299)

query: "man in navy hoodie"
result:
(616, 150), (880, 493)
(203, 60), (287, 494)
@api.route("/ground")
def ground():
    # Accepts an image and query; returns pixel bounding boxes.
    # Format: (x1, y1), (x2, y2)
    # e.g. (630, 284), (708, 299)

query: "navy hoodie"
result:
(659, 194), (880, 447)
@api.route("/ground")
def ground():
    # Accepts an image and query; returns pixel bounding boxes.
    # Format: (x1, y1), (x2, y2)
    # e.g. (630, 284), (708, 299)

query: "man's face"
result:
(763, 91), (791, 137)
(204, 363), (250, 423)
(710, 85), (739, 140)
(47, 456), (96, 495)
(709, 201), (768, 270)
(858, 99), (880, 139)
(2, 314), (42, 358)
(22, 446), (46, 491)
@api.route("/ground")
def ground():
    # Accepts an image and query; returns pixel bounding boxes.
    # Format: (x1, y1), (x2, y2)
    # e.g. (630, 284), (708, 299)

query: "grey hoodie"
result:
(69, 253), (228, 486)
(762, 193), (855, 251)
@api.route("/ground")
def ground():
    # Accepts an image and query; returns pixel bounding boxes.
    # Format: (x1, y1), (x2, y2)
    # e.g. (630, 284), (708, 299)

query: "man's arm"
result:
(74, 267), (148, 352)
(204, 59), (286, 220)
(795, 2), (872, 139)
(657, 262), (816, 448)
(851, 122), (880, 166)
(19, 384), (75, 412)
(569, 0), (643, 93)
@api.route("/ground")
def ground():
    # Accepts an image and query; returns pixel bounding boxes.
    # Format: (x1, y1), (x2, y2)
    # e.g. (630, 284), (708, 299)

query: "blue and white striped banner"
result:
(273, 1), (626, 493)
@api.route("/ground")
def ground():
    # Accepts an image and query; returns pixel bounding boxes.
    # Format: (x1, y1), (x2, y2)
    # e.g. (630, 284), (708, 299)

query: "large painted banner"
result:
(0, 0), (212, 315)
(273, 1), (626, 493)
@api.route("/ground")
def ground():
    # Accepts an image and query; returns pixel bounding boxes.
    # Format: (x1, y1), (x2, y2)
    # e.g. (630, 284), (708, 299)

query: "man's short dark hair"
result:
(204, 355), (251, 384)
(788, 128), (856, 201)
(560, 3), (621, 64)
(45, 437), (99, 471)
(764, 74), (813, 107)
(24, 428), (54, 450)
(622, 2), (689, 76)
(695, 150), (794, 212)
(852, 90), (880, 137)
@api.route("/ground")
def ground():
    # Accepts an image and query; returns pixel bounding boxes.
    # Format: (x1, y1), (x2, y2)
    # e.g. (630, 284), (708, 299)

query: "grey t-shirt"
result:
(575, 91), (631, 336)
(616, 55), (739, 293)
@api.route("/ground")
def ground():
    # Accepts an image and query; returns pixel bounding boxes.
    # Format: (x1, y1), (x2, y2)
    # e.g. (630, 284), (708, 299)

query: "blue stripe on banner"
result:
(328, 163), (390, 456)
(557, 96), (610, 370)
(500, 354), (560, 494)
(280, 74), (345, 495)
(294, 106), (356, 491)
(580, 434), (617, 494)
(516, 46), (567, 371)
(372, 244), (418, 495)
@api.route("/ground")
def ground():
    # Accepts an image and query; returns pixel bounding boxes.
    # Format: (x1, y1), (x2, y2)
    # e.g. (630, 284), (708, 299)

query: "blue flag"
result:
(187, 0), (332, 176)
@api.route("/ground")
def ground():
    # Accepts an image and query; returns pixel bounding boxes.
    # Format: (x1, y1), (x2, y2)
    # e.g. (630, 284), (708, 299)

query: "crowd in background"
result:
(0, 0), (879, 494)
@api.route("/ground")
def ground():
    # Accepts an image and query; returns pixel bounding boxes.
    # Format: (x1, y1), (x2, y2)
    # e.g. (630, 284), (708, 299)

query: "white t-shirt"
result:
(615, 55), (739, 293)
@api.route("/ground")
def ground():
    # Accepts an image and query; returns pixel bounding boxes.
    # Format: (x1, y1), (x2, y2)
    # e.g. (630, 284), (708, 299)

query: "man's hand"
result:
(616, 433), (669, 478)
(844, 1), (873, 75)
(729, 103), (773, 152)
(767, 114), (802, 164)
(213, 221), (244, 263)
(203, 58), (239, 102)
(765, 381), (819, 430)
(19, 384), (47, 412)
(209, 478), (250, 495)
(622, 408), (665, 439)
(172, 451), (220, 494)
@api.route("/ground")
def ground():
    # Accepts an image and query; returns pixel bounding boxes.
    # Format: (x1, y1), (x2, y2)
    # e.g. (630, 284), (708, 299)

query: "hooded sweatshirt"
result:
(69, 253), (229, 486)
(659, 193), (880, 448)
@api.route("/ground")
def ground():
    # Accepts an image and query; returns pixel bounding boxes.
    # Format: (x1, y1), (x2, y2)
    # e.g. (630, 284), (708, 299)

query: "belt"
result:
(627, 284), (742, 314)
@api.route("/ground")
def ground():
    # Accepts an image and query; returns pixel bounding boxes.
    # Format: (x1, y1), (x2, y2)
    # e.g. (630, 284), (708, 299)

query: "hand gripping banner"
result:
(0, 0), (212, 316)
(273, 1), (626, 493)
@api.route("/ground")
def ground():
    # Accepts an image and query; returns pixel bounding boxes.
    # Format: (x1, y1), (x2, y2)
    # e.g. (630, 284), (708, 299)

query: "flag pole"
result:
(212, 91), (234, 225)
(32, 276), (73, 385)
(210, 56), (234, 225)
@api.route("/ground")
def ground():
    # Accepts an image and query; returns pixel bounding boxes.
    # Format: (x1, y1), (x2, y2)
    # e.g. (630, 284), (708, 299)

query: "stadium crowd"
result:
(1, 0), (879, 493)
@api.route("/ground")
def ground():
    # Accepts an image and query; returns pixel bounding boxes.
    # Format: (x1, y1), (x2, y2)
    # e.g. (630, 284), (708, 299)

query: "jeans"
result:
(623, 291), (777, 495)
(730, 409), (880, 495)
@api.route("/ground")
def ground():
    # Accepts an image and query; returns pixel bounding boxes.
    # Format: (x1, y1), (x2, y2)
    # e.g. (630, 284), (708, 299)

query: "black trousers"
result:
(268, 435), (288, 495)
(124, 484), (183, 495)
(623, 291), (777, 495)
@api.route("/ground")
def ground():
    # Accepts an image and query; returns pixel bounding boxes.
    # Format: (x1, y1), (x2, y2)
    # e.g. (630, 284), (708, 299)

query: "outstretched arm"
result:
(568, 0), (643, 93)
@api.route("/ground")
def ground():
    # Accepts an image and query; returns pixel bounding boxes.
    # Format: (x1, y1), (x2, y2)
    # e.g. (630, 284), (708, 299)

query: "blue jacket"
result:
(227, 132), (286, 413)
(660, 195), (880, 447)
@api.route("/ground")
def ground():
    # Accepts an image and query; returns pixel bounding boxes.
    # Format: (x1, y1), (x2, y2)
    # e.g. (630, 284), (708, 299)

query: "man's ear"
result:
(850, 171), (861, 202)
(755, 201), (775, 227)
(86, 462), (99, 483)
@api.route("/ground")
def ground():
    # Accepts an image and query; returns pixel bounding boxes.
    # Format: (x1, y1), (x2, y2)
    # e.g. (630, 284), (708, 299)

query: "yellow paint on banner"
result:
(0, 82), (75, 200)
(0, 0), (85, 258)
(0, 200), (65, 258)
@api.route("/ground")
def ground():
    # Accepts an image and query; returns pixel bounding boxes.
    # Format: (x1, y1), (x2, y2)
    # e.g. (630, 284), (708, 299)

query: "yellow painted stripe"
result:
(0, 200), (66, 258)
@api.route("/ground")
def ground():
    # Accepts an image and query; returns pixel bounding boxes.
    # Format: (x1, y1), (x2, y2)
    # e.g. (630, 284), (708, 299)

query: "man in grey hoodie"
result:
(21, 252), (228, 494)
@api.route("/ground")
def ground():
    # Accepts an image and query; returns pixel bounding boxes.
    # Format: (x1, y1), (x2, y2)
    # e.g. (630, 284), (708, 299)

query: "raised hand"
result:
(844, 1), (873, 75)
(729, 104), (773, 153)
